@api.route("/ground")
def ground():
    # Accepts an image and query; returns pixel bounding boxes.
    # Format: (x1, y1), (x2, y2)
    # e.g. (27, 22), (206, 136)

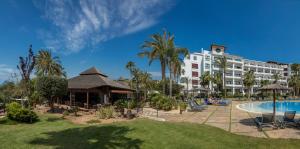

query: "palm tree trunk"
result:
(248, 87), (251, 100)
(170, 70), (173, 97)
(161, 62), (166, 95)
(223, 69), (226, 98)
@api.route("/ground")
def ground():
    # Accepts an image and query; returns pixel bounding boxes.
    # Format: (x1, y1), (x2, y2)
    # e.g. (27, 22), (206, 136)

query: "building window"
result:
(235, 81), (242, 85)
(226, 81), (232, 84)
(235, 59), (241, 62)
(205, 63), (210, 69)
(205, 56), (210, 61)
(235, 65), (242, 69)
(235, 72), (242, 77)
(192, 63), (198, 69)
(192, 80), (198, 85)
(284, 73), (288, 76)
(192, 71), (198, 77)
(193, 56), (197, 60)
(257, 68), (263, 73)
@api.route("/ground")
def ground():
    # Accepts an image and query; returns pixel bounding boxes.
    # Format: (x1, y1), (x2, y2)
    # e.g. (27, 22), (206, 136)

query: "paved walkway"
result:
(142, 101), (300, 139)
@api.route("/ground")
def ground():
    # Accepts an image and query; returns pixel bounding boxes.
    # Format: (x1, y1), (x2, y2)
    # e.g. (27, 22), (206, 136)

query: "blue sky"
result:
(0, 0), (300, 82)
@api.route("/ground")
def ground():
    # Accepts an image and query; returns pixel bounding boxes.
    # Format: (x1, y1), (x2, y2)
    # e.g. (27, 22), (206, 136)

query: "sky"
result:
(0, 0), (300, 82)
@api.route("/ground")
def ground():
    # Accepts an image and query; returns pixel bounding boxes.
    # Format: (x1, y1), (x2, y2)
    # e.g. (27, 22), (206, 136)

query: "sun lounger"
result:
(188, 100), (205, 111)
(193, 100), (208, 108)
(280, 111), (300, 128)
(255, 113), (278, 131)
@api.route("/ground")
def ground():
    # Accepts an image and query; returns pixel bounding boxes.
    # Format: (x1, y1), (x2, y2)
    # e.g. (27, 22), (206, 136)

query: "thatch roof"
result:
(259, 83), (290, 91)
(68, 67), (131, 90)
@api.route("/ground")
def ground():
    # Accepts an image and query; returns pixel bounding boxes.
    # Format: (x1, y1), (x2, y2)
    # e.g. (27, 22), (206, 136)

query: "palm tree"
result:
(212, 72), (223, 94)
(272, 72), (281, 83)
(260, 79), (270, 87)
(181, 76), (190, 95)
(167, 45), (189, 97)
(126, 61), (136, 89)
(288, 75), (300, 96)
(139, 30), (171, 95)
(140, 72), (152, 100)
(216, 56), (227, 97)
(243, 70), (255, 99)
(200, 71), (211, 89)
(35, 50), (64, 77)
(291, 63), (300, 75)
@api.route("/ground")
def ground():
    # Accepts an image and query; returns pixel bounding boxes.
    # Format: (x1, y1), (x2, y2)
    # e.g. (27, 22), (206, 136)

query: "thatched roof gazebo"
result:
(259, 83), (290, 122)
(68, 67), (133, 108)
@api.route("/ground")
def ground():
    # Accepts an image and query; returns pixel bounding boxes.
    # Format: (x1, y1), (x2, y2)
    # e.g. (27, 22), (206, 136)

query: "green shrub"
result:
(6, 102), (38, 123)
(6, 102), (22, 119)
(126, 100), (137, 109)
(114, 100), (126, 110)
(150, 94), (173, 111)
(97, 106), (115, 119)
(62, 110), (69, 116)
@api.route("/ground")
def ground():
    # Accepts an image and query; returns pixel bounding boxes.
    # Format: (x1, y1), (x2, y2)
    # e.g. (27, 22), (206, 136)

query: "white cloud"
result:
(33, 0), (175, 53)
(0, 64), (17, 81)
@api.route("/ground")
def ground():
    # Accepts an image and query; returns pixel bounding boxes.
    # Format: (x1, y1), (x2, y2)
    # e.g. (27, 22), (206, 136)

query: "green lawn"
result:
(0, 115), (299, 149)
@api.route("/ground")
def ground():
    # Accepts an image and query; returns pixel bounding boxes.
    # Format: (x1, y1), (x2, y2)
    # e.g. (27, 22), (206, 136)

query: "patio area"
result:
(142, 101), (300, 139)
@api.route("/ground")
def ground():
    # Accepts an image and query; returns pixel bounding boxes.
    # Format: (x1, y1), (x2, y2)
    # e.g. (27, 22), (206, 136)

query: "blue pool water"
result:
(237, 101), (300, 115)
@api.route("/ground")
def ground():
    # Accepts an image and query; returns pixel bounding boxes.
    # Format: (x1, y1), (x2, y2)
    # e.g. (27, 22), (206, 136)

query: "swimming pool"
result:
(237, 101), (300, 115)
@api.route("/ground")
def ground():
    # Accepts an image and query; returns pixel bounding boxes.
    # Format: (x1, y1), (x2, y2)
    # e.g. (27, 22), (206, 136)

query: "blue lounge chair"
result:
(255, 113), (278, 131)
(188, 100), (205, 111)
(193, 100), (208, 108)
(280, 111), (299, 128)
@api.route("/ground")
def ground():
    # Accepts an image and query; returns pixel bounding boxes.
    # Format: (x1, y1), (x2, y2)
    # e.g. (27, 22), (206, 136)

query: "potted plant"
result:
(179, 102), (187, 114)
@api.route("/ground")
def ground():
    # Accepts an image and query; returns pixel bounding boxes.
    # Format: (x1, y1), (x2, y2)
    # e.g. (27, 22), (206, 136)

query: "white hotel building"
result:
(180, 44), (290, 95)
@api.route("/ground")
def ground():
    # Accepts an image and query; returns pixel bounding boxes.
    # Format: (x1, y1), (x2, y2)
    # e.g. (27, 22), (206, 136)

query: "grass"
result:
(0, 114), (300, 149)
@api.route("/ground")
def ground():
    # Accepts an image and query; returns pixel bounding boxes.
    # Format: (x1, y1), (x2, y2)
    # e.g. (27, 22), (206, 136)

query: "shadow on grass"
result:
(0, 117), (18, 125)
(46, 117), (64, 122)
(29, 125), (143, 149)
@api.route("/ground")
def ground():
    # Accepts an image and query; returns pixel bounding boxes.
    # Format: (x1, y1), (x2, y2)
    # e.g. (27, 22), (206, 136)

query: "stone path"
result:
(142, 101), (300, 139)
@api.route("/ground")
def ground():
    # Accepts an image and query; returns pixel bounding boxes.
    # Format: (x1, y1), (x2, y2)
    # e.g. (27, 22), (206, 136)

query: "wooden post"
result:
(69, 92), (72, 106)
(273, 89), (276, 122)
(86, 90), (89, 109)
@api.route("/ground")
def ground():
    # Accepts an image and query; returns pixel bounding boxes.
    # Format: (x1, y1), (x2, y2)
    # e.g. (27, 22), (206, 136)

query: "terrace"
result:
(142, 101), (300, 139)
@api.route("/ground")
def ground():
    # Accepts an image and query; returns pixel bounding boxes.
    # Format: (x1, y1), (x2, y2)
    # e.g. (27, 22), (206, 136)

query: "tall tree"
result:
(288, 75), (300, 96)
(17, 45), (35, 102)
(291, 63), (300, 75)
(272, 72), (281, 83)
(216, 56), (227, 97)
(35, 50), (65, 77)
(260, 79), (270, 87)
(243, 70), (255, 99)
(212, 72), (223, 94)
(139, 30), (171, 95)
(200, 71), (211, 89)
(167, 44), (189, 97)
(126, 61), (136, 89)
(140, 71), (152, 100)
